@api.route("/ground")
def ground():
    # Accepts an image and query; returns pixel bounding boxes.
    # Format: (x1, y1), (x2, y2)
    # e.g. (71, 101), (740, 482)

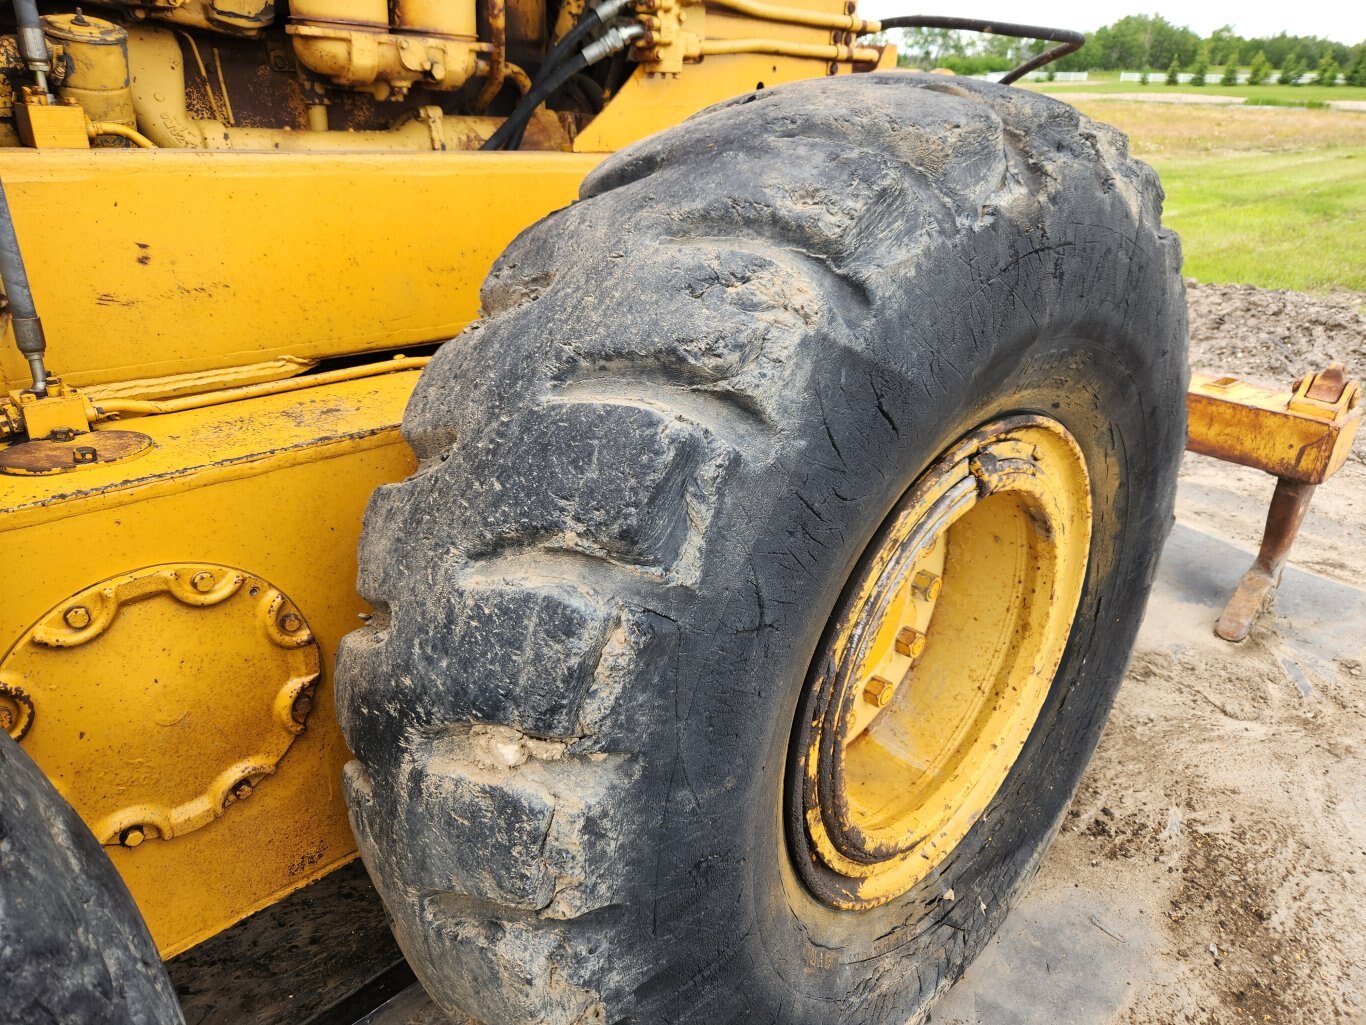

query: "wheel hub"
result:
(788, 414), (1093, 910)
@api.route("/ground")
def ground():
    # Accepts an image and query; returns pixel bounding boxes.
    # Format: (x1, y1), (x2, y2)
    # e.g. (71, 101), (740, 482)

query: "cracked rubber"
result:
(338, 73), (1187, 1025)
(0, 732), (184, 1025)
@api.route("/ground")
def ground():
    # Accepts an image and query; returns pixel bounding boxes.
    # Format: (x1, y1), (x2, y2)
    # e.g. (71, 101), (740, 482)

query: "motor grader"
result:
(0, 0), (1359, 1017)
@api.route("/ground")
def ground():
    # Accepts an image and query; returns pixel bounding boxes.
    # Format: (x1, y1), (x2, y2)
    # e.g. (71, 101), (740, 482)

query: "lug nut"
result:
(120, 826), (146, 848)
(191, 571), (216, 593)
(911, 571), (941, 602)
(64, 605), (91, 629)
(291, 692), (314, 725)
(863, 676), (895, 708)
(279, 612), (302, 633)
(894, 626), (926, 659)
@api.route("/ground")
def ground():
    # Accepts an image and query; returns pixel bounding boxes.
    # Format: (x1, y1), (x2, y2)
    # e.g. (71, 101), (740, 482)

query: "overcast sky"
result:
(857, 2), (1366, 45)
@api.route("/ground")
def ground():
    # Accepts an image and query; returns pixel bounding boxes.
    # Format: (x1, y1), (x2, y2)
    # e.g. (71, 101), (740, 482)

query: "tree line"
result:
(889, 15), (1366, 85)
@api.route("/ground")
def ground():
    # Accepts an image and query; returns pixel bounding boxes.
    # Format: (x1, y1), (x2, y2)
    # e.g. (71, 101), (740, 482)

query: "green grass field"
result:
(1063, 100), (1366, 292)
(1156, 149), (1366, 291)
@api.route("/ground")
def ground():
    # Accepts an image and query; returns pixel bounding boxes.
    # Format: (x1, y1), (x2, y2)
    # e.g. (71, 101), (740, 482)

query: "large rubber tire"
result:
(0, 732), (184, 1025)
(338, 73), (1187, 1025)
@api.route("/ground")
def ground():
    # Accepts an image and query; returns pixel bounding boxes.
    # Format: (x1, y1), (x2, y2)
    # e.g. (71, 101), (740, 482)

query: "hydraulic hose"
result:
(483, 21), (644, 151)
(870, 16), (1084, 85)
(0, 173), (49, 395)
(539, 0), (632, 92)
(12, 0), (51, 94)
(504, 0), (632, 149)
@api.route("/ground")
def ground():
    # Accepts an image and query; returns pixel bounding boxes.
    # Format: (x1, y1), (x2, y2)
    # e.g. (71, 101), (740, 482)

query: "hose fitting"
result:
(12, 0), (52, 95)
(580, 21), (646, 64)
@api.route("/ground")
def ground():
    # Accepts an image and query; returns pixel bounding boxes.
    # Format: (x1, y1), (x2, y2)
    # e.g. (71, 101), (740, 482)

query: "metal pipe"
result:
(471, 0), (507, 112)
(0, 173), (49, 395)
(707, 0), (876, 34)
(96, 356), (431, 418)
(12, 0), (51, 94)
(88, 121), (158, 148)
(504, 61), (532, 95)
(698, 38), (881, 62)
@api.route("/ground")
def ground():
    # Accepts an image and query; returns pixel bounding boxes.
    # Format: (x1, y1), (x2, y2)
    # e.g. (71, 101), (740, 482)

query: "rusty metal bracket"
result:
(1186, 363), (1361, 642)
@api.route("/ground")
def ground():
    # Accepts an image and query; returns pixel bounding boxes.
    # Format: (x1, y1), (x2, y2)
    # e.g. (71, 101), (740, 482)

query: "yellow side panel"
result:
(0, 372), (420, 956)
(0, 150), (604, 392)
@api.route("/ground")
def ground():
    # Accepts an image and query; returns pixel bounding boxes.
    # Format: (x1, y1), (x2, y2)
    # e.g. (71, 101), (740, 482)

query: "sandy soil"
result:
(1033, 284), (1365, 1024)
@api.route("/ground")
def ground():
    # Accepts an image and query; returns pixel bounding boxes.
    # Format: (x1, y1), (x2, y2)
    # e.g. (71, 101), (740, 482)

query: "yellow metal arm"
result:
(1186, 363), (1361, 641)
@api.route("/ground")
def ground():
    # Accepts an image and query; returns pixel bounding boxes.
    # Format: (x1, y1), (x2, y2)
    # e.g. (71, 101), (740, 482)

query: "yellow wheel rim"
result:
(788, 414), (1092, 910)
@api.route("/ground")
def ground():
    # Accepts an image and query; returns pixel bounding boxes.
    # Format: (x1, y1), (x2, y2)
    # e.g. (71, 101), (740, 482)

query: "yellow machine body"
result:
(0, 0), (892, 958)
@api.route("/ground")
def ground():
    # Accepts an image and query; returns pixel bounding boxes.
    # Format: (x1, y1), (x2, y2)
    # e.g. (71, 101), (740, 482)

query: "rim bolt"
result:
(911, 571), (941, 602)
(279, 612), (302, 633)
(191, 571), (216, 593)
(120, 826), (146, 848)
(894, 626), (926, 659)
(64, 605), (91, 629)
(233, 780), (254, 801)
(863, 676), (896, 708)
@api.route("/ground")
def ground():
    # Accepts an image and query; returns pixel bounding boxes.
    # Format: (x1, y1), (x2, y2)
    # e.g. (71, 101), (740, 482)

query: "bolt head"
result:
(911, 571), (942, 602)
(279, 612), (302, 633)
(191, 571), (215, 593)
(863, 676), (895, 708)
(291, 693), (314, 724)
(0, 707), (13, 732)
(894, 626), (926, 659)
(64, 605), (91, 629)
(121, 827), (145, 848)
(233, 780), (254, 801)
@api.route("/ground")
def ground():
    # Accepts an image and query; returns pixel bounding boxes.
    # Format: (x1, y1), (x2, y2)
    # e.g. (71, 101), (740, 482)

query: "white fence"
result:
(1117, 70), (1328, 85)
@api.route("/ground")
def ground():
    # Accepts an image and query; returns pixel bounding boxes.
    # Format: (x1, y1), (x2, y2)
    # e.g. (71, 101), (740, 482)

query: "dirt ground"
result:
(935, 284), (1366, 1025)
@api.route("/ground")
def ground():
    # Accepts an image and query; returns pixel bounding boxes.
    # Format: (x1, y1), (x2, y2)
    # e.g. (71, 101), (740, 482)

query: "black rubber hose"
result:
(540, 1), (617, 87)
(570, 72), (607, 112)
(0, 173), (48, 393)
(872, 16), (1084, 85)
(505, 0), (627, 150)
(485, 22), (643, 150)
(482, 51), (590, 151)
